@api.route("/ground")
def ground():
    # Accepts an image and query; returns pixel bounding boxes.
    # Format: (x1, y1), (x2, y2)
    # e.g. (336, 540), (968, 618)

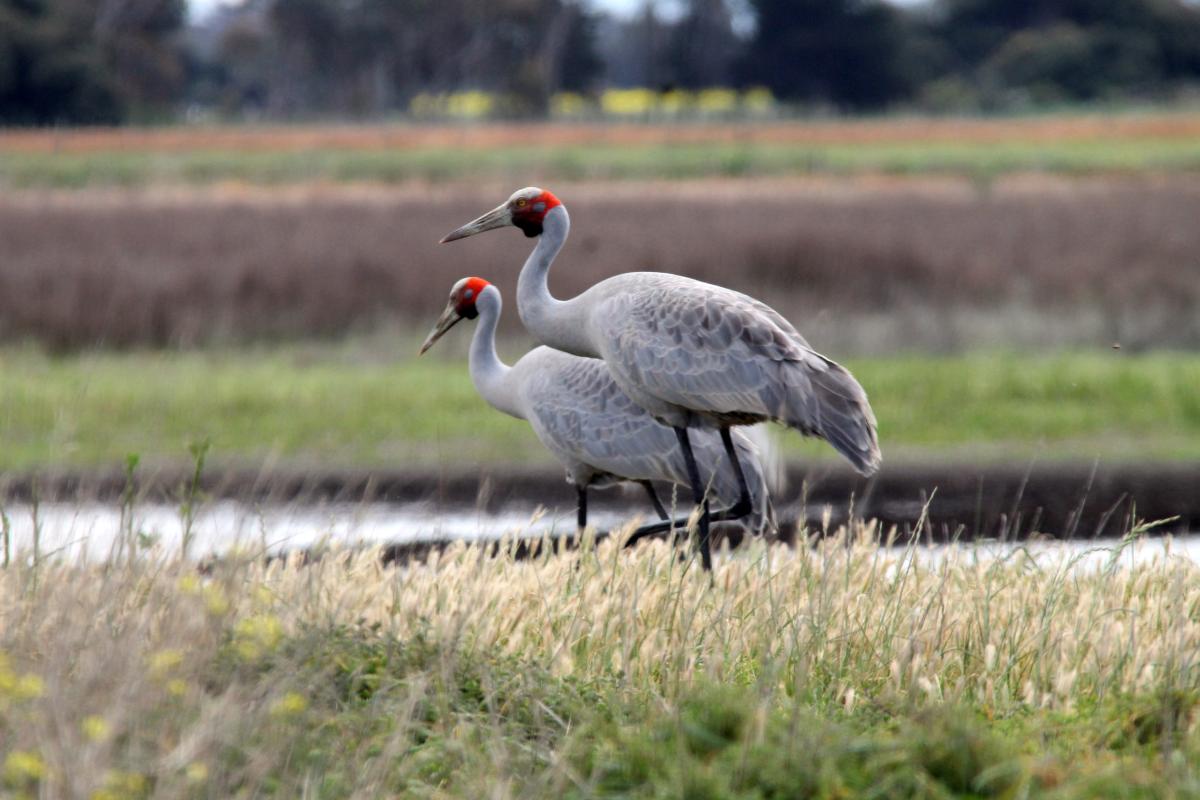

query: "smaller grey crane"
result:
(419, 277), (775, 541)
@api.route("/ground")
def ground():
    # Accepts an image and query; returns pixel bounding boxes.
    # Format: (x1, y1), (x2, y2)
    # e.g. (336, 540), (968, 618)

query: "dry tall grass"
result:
(2, 177), (1199, 350)
(4, 115), (1200, 154)
(2, 524), (1199, 796)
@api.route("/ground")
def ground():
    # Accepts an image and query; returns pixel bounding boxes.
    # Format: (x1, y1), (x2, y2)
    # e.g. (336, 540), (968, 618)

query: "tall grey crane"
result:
(441, 188), (880, 570)
(419, 276), (776, 538)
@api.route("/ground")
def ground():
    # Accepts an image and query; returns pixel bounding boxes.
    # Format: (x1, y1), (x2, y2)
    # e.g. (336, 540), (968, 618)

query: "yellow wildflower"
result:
(253, 585), (274, 606)
(234, 614), (283, 660)
(14, 674), (43, 700)
(601, 88), (657, 116)
(551, 92), (588, 117)
(91, 770), (147, 800)
(203, 584), (229, 616)
(269, 691), (309, 718)
(147, 649), (184, 678)
(696, 88), (738, 114)
(4, 751), (46, 783)
(742, 87), (776, 113)
(82, 716), (110, 742)
(446, 91), (494, 119)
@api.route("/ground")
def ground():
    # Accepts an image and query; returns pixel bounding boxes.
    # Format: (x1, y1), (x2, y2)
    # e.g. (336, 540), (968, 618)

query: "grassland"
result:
(2, 527), (1200, 797)
(2, 117), (1198, 797)
(2, 346), (1197, 472)
(8, 138), (1200, 188)
(5, 115), (1200, 188)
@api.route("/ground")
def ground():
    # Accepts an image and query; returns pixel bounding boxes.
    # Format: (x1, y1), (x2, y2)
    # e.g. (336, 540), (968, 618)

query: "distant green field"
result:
(8, 114), (1200, 187)
(7, 139), (1200, 188)
(1, 346), (1196, 472)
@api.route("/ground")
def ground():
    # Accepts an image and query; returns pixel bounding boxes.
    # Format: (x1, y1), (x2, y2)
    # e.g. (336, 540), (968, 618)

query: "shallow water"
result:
(0, 501), (628, 561)
(0, 501), (1196, 568)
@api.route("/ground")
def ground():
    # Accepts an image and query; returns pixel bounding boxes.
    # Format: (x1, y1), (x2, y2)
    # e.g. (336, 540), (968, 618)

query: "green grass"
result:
(1, 345), (1197, 471)
(4, 531), (1200, 797)
(6, 137), (1200, 188)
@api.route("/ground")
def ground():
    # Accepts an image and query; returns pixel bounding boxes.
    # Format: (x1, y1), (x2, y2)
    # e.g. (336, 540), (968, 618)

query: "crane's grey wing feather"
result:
(590, 273), (880, 475)
(513, 347), (773, 529)
(516, 348), (690, 486)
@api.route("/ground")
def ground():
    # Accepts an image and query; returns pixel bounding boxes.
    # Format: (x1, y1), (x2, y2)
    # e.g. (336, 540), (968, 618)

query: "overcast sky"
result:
(189, 0), (653, 20)
(188, 0), (928, 25)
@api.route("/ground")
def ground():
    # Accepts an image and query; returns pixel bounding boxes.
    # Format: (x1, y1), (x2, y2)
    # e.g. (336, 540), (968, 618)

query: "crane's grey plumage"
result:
(581, 272), (879, 474)
(419, 277), (775, 533)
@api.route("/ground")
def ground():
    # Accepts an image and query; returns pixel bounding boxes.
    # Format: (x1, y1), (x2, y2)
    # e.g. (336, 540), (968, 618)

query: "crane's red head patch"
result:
(510, 188), (561, 238)
(440, 188), (563, 244)
(450, 276), (490, 319)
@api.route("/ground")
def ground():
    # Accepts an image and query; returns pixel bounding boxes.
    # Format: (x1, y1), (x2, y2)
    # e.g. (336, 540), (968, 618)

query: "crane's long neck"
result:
(469, 289), (524, 421)
(516, 205), (597, 358)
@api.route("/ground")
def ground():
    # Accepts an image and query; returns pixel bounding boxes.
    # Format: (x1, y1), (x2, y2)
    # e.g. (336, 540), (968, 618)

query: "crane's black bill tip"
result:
(419, 309), (464, 354)
(439, 225), (479, 243)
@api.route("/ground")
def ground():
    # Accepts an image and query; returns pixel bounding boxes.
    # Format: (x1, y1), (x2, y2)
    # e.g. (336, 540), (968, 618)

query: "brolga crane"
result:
(419, 276), (776, 537)
(441, 188), (880, 571)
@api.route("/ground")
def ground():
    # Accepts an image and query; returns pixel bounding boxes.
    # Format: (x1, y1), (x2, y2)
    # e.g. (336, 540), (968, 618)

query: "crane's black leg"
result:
(675, 426), (712, 571)
(710, 426), (753, 523)
(639, 480), (670, 520)
(623, 508), (695, 548)
(576, 485), (588, 533)
(624, 432), (714, 567)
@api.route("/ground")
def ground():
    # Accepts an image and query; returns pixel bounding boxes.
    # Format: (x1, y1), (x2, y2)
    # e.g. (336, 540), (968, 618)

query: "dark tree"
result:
(93, 0), (188, 113)
(930, 0), (1200, 102)
(558, 2), (604, 93)
(0, 0), (184, 124)
(607, 2), (672, 89)
(0, 1), (118, 124)
(670, 0), (740, 88)
(739, 0), (914, 109)
(194, 0), (601, 118)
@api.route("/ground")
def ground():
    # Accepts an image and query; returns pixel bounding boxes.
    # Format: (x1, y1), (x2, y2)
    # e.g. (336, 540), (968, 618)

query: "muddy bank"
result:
(2, 461), (1195, 542)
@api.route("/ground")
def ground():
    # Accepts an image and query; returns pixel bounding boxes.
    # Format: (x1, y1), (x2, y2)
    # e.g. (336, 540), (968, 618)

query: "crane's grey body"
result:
(466, 285), (774, 531)
(516, 203), (881, 475)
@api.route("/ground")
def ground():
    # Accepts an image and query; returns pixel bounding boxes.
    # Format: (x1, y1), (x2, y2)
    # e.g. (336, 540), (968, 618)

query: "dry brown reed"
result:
(2, 177), (1199, 350)
(1, 524), (1198, 795)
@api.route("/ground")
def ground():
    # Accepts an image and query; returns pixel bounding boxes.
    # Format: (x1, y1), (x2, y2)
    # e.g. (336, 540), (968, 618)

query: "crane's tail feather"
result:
(737, 423), (787, 496)
(785, 358), (881, 477)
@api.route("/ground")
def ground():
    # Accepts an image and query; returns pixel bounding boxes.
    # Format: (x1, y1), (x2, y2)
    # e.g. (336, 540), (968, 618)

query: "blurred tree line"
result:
(4, 0), (1200, 124)
(0, 0), (187, 123)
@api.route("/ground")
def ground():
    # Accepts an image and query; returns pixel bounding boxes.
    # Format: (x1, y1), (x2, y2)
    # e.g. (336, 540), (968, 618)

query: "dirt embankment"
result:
(4, 462), (1196, 544)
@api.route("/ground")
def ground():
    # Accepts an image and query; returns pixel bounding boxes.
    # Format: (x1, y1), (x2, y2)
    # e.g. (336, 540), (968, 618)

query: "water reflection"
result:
(0, 501), (1195, 567)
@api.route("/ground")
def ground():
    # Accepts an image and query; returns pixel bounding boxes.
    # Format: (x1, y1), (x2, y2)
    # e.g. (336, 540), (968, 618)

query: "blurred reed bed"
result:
(2, 524), (1200, 796)
(1, 177), (1198, 351)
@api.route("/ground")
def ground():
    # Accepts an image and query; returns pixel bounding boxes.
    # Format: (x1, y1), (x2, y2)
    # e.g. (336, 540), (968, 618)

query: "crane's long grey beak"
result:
(440, 204), (511, 243)
(418, 305), (464, 355)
